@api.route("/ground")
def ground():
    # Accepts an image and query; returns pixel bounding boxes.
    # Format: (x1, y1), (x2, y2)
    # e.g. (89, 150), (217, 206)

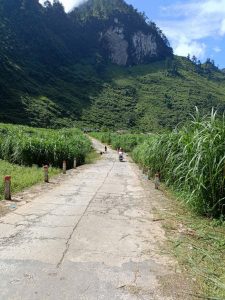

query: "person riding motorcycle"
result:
(118, 148), (123, 161)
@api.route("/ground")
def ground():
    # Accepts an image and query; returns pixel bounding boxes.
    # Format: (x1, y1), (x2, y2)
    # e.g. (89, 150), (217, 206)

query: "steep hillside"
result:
(0, 0), (92, 126)
(0, 0), (225, 130)
(70, 0), (172, 65)
(80, 57), (225, 131)
(0, 0), (173, 127)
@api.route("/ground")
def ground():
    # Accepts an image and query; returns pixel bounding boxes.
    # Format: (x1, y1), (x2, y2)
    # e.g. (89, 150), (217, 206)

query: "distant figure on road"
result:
(118, 148), (124, 162)
(105, 146), (107, 153)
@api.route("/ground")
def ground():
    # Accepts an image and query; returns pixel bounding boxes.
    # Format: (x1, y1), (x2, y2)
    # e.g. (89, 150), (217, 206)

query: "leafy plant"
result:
(0, 124), (92, 168)
(0, 160), (60, 200)
(90, 132), (147, 152)
(132, 111), (225, 218)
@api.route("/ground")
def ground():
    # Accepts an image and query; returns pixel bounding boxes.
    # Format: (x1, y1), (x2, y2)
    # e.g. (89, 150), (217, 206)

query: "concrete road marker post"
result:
(63, 160), (67, 174)
(4, 176), (11, 200)
(43, 165), (49, 183)
(73, 158), (77, 169)
(154, 172), (160, 190)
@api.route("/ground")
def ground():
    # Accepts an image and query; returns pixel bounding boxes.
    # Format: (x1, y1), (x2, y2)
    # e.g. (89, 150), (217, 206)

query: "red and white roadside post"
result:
(155, 172), (160, 190)
(43, 165), (49, 183)
(63, 160), (67, 174)
(4, 176), (11, 200)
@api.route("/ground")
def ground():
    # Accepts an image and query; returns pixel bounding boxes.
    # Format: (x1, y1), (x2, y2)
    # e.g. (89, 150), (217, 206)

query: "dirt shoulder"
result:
(138, 163), (225, 299)
(0, 166), (88, 217)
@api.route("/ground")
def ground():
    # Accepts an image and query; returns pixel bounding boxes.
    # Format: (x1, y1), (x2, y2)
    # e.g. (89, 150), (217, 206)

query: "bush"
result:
(132, 111), (225, 218)
(0, 160), (60, 199)
(0, 124), (92, 168)
(90, 132), (147, 152)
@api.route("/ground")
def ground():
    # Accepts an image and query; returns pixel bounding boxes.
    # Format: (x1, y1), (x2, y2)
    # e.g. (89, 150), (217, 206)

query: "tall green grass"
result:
(132, 111), (225, 218)
(0, 124), (92, 168)
(0, 160), (60, 199)
(90, 132), (112, 145)
(90, 132), (147, 152)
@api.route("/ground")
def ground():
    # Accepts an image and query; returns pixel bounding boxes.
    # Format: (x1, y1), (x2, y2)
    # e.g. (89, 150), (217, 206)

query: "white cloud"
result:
(39, 0), (87, 12)
(213, 46), (222, 53)
(158, 0), (225, 59)
(176, 40), (206, 58)
(220, 19), (225, 35)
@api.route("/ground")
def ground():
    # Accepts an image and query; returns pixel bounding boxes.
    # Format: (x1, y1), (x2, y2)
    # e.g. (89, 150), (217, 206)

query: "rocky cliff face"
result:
(71, 0), (173, 66)
(132, 32), (157, 63)
(102, 26), (128, 66)
(101, 25), (159, 66)
(98, 19), (172, 66)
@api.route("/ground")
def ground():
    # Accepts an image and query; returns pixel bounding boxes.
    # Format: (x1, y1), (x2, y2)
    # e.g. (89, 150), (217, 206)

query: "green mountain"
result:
(70, 0), (172, 65)
(80, 56), (225, 131)
(72, 0), (133, 18)
(0, 0), (225, 130)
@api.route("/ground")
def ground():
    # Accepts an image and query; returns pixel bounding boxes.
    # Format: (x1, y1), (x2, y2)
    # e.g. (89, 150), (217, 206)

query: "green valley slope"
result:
(1, 55), (225, 131)
(80, 57), (225, 131)
(0, 0), (225, 131)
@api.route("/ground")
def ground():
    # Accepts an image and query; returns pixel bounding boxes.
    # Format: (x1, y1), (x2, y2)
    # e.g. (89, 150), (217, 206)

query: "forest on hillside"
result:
(0, 0), (225, 131)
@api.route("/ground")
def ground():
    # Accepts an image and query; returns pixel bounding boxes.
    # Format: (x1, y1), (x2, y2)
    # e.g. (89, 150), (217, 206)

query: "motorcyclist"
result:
(118, 148), (123, 161)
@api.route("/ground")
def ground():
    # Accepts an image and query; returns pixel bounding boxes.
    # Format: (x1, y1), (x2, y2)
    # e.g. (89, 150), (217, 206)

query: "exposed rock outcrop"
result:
(102, 26), (128, 66)
(132, 31), (158, 63)
(101, 27), (160, 66)
(72, 0), (173, 66)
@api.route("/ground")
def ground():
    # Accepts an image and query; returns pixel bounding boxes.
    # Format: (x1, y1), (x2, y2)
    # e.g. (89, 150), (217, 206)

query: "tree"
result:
(52, 0), (65, 14)
(192, 55), (197, 64)
(21, 0), (40, 11)
(43, 1), (52, 9)
(139, 11), (148, 22)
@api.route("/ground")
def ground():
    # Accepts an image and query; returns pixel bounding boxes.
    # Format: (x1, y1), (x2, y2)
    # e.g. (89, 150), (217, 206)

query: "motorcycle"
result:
(119, 152), (123, 162)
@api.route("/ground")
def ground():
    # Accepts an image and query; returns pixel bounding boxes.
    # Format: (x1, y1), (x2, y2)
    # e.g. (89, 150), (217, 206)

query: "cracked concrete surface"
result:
(0, 139), (191, 299)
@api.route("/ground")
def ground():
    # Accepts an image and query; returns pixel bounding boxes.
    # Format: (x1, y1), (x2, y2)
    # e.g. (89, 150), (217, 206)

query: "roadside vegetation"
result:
(85, 150), (101, 164)
(91, 111), (225, 298)
(158, 194), (225, 300)
(0, 160), (60, 200)
(0, 124), (92, 199)
(90, 132), (147, 152)
(132, 111), (225, 219)
(93, 111), (225, 218)
(0, 124), (92, 168)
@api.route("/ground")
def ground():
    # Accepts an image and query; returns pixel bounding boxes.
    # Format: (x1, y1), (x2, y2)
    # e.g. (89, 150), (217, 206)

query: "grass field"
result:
(158, 190), (225, 299)
(0, 123), (92, 199)
(90, 132), (147, 152)
(0, 160), (60, 200)
(0, 124), (92, 168)
(81, 57), (225, 132)
(132, 111), (225, 218)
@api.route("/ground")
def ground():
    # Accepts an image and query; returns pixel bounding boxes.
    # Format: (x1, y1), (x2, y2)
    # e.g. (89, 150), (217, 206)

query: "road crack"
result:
(56, 161), (115, 268)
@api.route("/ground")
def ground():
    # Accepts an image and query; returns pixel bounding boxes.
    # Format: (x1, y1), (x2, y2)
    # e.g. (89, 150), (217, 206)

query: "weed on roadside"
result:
(157, 189), (225, 299)
(0, 160), (60, 200)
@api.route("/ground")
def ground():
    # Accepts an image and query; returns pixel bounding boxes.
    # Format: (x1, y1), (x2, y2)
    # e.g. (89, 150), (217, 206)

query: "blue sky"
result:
(39, 0), (225, 68)
(126, 0), (225, 68)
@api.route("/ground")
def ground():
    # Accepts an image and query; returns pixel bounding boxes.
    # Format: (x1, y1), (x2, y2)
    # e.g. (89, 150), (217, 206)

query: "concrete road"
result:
(0, 139), (188, 299)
